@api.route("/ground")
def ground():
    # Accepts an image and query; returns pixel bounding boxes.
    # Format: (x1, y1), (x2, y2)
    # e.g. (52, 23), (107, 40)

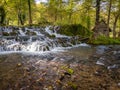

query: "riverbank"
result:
(0, 45), (120, 90)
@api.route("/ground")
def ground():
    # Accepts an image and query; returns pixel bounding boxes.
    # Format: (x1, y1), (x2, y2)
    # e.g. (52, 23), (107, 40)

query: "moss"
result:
(90, 35), (120, 45)
(2, 32), (10, 36)
(67, 69), (74, 74)
(59, 24), (92, 37)
(67, 82), (78, 90)
(10, 32), (17, 36)
(49, 34), (56, 38)
(25, 30), (36, 36)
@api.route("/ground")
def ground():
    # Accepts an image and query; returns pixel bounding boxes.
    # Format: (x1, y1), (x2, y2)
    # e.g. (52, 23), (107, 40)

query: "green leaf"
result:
(67, 68), (74, 74)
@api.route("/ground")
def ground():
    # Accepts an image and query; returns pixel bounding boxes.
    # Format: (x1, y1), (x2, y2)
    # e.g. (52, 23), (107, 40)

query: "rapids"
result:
(0, 26), (83, 54)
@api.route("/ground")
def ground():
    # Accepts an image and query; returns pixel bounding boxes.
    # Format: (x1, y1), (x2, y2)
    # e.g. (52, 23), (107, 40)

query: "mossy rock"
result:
(49, 34), (56, 38)
(26, 30), (36, 36)
(59, 24), (92, 37)
(10, 32), (17, 36)
(49, 26), (54, 30)
(46, 46), (50, 51)
(2, 32), (10, 36)
(67, 82), (78, 90)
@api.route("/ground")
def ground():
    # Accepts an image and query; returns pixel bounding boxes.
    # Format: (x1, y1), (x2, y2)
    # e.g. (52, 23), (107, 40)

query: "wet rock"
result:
(107, 64), (119, 69)
(118, 83), (120, 87)
(0, 78), (2, 81)
(17, 63), (22, 67)
(94, 71), (102, 76)
(24, 67), (30, 72)
(96, 60), (105, 66)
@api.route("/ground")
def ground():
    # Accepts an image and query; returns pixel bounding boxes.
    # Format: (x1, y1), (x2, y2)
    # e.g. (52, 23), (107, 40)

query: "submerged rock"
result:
(17, 63), (22, 67)
(96, 60), (105, 66)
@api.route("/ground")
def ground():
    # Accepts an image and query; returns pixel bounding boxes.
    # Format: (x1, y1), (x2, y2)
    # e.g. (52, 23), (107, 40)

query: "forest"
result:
(0, 0), (120, 90)
(0, 0), (120, 44)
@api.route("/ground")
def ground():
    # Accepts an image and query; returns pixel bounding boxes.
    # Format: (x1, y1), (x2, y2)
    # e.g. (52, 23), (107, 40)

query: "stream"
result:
(0, 26), (120, 90)
(0, 45), (120, 90)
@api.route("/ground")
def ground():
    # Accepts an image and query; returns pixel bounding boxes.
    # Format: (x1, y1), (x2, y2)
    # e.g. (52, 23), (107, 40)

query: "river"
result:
(0, 45), (120, 90)
(0, 26), (120, 90)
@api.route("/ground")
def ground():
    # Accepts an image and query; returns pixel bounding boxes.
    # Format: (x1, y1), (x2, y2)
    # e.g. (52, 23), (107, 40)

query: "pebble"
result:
(107, 64), (118, 69)
(118, 83), (120, 86)
(113, 51), (117, 55)
(96, 61), (105, 66)
(24, 67), (30, 72)
(17, 63), (22, 67)
(94, 71), (101, 76)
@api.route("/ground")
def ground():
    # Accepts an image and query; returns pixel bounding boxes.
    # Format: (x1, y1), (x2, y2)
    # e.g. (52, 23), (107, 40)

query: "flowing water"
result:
(0, 26), (119, 73)
(0, 26), (82, 53)
(0, 26), (120, 90)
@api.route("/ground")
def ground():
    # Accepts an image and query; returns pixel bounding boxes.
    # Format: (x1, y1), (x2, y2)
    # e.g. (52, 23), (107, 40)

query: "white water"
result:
(0, 26), (88, 54)
(19, 29), (26, 36)
(45, 26), (69, 38)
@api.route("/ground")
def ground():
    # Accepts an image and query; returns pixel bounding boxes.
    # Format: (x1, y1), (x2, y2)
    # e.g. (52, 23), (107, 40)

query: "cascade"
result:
(0, 26), (83, 53)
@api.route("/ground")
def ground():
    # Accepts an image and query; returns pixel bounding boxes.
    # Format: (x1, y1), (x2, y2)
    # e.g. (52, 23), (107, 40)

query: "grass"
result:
(90, 35), (120, 45)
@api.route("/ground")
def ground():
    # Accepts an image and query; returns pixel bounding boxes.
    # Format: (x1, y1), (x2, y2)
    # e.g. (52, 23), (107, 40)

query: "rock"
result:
(17, 63), (22, 67)
(94, 71), (101, 76)
(67, 69), (74, 74)
(107, 64), (118, 69)
(96, 60), (105, 66)
(118, 83), (120, 87)
(24, 67), (30, 72)
(48, 86), (53, 90)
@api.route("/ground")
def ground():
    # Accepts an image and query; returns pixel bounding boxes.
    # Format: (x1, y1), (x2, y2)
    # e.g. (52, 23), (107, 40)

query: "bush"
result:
(38, 18), (51, 25)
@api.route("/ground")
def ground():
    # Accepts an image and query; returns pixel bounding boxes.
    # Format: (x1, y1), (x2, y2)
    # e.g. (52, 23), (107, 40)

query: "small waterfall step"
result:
(0, 26), (88, 53)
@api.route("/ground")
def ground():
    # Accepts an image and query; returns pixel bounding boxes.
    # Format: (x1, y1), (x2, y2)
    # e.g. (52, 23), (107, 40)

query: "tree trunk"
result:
(18, 13), (24, 25)
(119, 13), (120, 37)
(69, 12), (72, 24)
(95, 0), (101, 25)
(54, 9), (57, 22)
(107, 0), (112, 37)
(0, 6), (6, 25)
(28, 0), (32, 25)
(17, 13), (20, 25)
(113, 13), (120, 38)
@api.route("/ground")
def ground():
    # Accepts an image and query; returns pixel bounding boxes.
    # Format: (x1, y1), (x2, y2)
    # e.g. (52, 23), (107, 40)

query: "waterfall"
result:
(19, 28), (26, 36)
(0, 26), (83, 53)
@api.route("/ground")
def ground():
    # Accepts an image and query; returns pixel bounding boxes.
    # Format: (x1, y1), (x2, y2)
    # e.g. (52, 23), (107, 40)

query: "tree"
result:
(112, 0), (120, 38)
(0, 0), (7, 25)
(113, 12), (120, 38)
(0, 6), (6, 25)
(6, 0), (28, 25)
(95, 0), (101, 25)
(68, 0), (74, 24)
(107, 0), (112, 37)
(28, 0), (32, 25)
(80, 0), (93, 29)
